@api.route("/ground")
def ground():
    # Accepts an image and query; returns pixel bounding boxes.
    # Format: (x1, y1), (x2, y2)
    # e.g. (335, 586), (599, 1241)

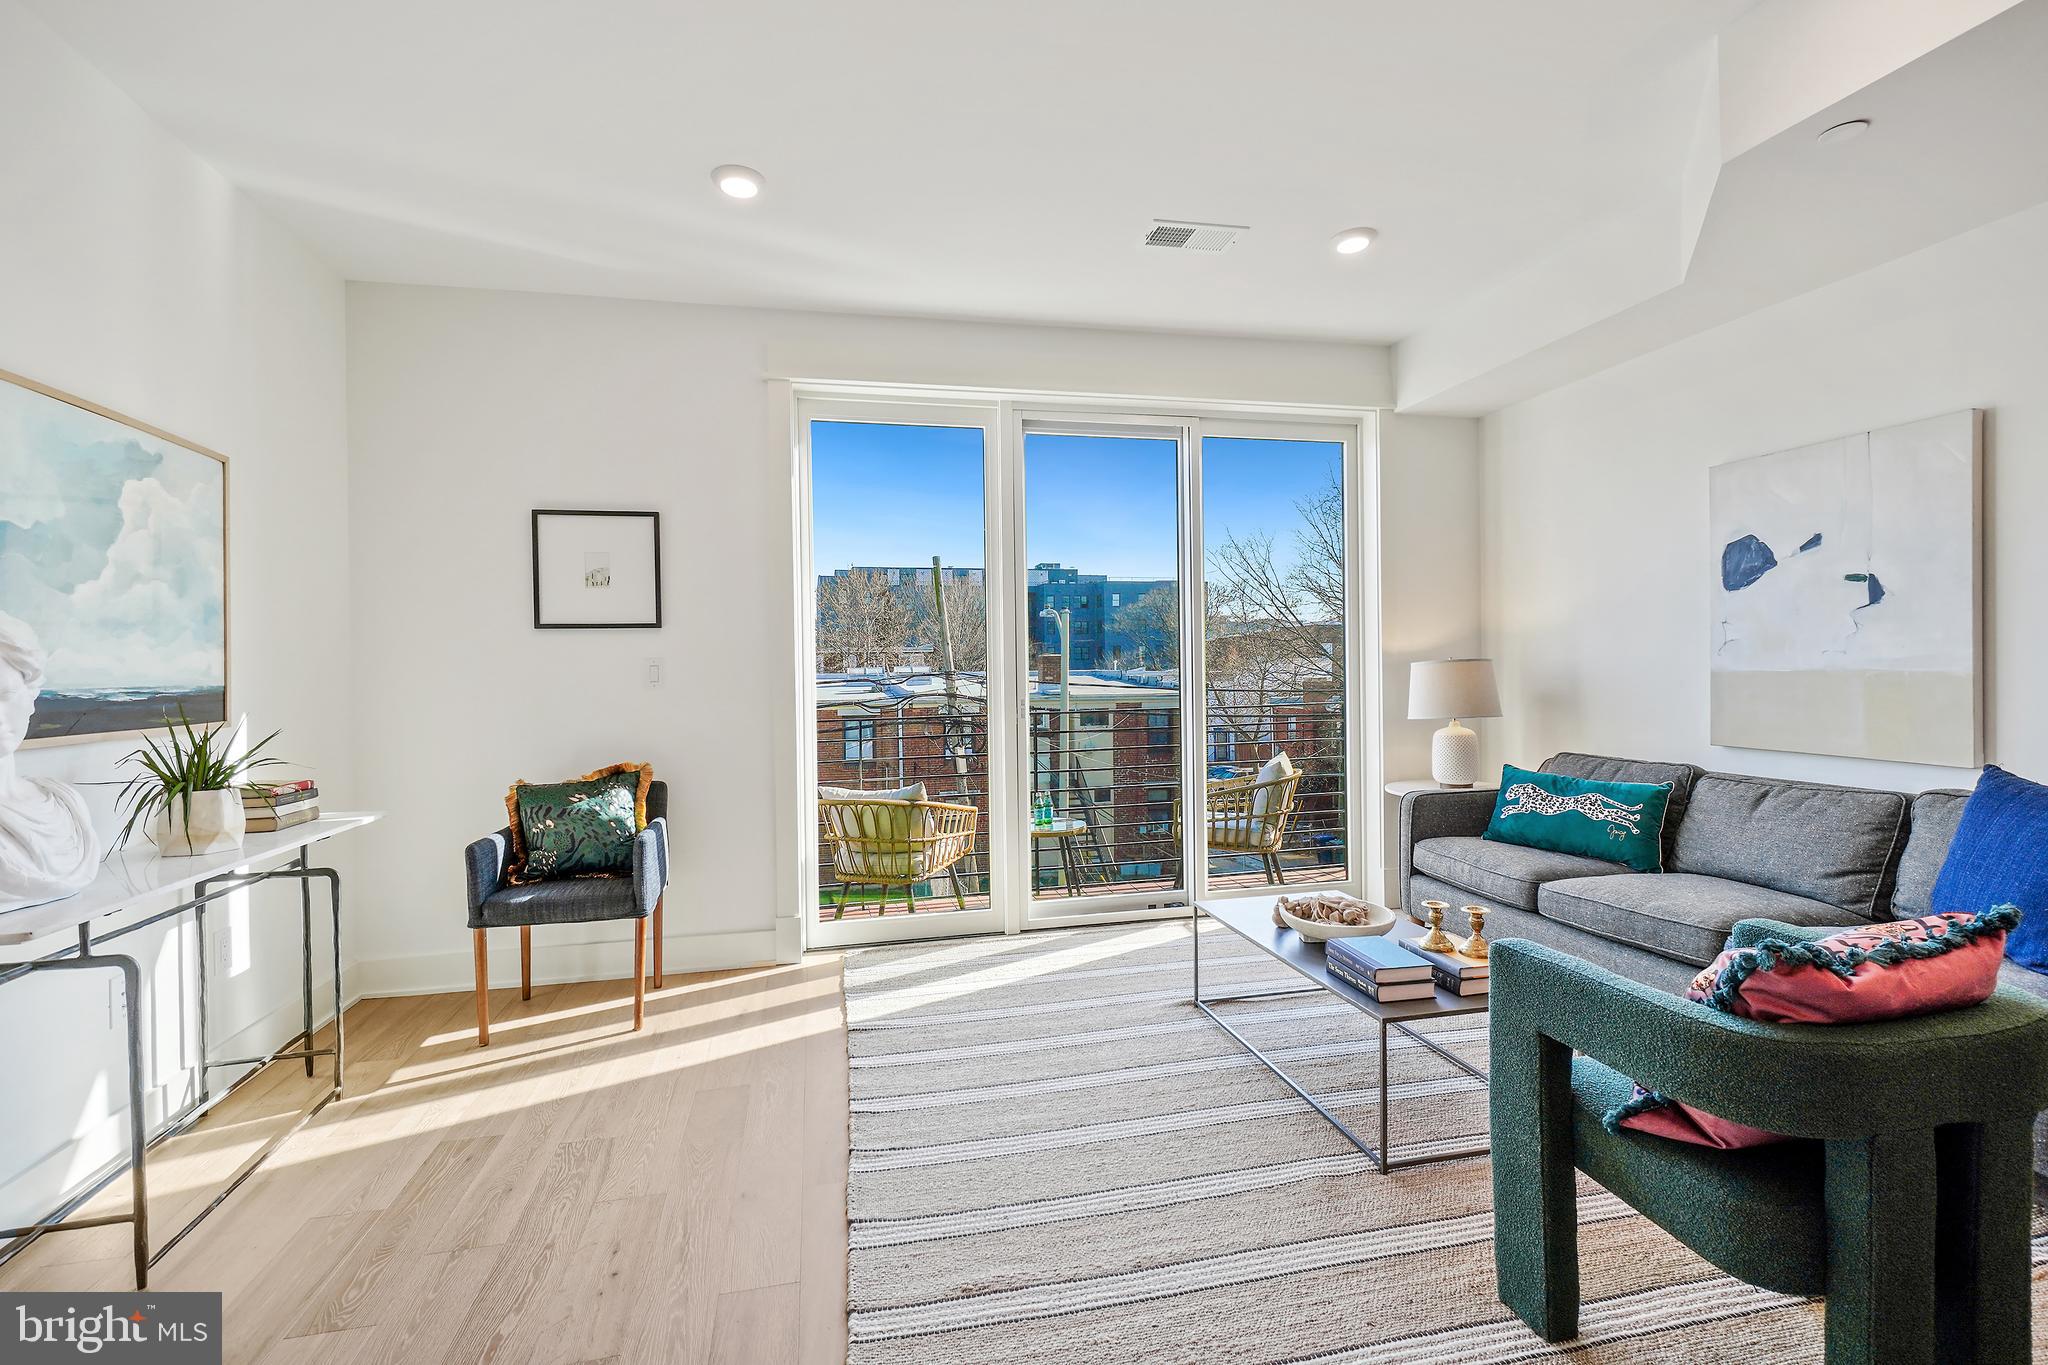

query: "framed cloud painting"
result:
(1709, 410), (1980, 767)
(0, 369), (228, 746)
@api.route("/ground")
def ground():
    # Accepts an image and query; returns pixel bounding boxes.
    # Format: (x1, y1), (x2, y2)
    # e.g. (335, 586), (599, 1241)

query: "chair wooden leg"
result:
(652, 893), (664, 988)
(950, 873), (967, 912)
(631, 917), (647, 1032)
(1268, 852), (1288, 886)
(472, 928), (490, 1047)
(519, 925), (531, 1001)
(906, 882), (917, 914)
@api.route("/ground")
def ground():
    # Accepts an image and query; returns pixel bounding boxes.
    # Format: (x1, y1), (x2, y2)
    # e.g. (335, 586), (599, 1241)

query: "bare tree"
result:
(916, 575), (987, 671)
(1208, 469), (1344, 685)
(1205, 628), (1299, 747)
(817, 569), (917, 671)
(1111, 586), (1179, 668)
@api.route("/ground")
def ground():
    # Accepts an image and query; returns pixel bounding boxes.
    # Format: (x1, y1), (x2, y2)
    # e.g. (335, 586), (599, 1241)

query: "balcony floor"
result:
(817, 862), (1352, 922)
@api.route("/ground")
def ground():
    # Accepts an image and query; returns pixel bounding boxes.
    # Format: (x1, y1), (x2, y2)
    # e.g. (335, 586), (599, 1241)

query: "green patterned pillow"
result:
(505, 762), (651, 883)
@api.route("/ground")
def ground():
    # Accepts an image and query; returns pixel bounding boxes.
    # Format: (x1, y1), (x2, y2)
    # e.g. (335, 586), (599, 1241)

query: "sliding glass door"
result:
(805, 406), (1008, 947)
(1199, 424), (1353, 891)
(1019, 419), (1191, 919)
(802, 396), (1367, 948)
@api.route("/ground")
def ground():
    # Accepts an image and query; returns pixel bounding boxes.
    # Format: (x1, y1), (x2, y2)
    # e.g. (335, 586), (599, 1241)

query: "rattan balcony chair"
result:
(819, 789), (978, 918)
(1197, 754), (1302, 885)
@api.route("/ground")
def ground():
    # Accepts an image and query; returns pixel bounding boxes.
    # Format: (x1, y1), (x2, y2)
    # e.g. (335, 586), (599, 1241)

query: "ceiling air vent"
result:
(1143, 219), (1246, 252)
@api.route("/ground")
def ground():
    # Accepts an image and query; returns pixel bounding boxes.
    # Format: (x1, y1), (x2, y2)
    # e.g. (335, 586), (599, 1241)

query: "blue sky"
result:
(811, 421), (1339, 582)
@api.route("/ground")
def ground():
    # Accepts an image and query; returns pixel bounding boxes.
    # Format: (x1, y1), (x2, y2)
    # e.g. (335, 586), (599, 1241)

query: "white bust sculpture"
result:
(0, 612), (101, 910)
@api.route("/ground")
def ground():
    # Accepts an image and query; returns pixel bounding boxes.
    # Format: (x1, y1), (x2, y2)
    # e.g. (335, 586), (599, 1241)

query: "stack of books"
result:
(243, 779), (319, 832)
(1412, 941), (1491, 997)
(1324, 936), (1436, 1002)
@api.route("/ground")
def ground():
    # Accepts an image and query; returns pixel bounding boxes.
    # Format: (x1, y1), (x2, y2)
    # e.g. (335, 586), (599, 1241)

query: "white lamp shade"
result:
(1408, 659), (1501, 721)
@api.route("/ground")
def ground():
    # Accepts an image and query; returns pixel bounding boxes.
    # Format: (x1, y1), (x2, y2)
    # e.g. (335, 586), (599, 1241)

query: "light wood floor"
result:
(0, 957), (851, 1365)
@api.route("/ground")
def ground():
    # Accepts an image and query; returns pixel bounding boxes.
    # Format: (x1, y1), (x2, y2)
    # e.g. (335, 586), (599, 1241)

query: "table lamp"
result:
(1408, 659), (1501, 788)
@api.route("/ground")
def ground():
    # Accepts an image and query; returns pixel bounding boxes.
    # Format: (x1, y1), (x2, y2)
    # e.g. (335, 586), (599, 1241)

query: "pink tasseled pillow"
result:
(1606, 907), (2020, 1149)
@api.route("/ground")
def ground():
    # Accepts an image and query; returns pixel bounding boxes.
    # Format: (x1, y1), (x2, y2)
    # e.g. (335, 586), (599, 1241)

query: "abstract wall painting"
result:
(1709, 410), (1980, 767)
(0, 370), (228, 746)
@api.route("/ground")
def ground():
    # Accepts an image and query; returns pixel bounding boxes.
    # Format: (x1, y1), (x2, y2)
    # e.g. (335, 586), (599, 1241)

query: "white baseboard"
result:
(352, 929), (781, 998)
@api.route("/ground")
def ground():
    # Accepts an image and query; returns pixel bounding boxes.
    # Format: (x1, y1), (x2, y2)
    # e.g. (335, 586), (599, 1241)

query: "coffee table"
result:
(1192, 895), (1490, 1173)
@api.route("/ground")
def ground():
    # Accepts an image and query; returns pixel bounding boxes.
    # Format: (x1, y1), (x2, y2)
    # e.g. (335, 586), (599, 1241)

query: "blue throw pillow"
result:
(1931, 764), (2048, 974)
(1482, 764), (1673, 873)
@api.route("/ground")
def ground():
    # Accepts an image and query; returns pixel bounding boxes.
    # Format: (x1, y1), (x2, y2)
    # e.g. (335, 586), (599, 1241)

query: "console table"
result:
(0, 812), (380, 1287)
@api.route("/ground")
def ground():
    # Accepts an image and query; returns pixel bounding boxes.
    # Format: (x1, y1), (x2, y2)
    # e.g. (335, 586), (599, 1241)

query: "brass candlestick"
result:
(1413, 897), (1448, 929)
(1458, 905), (1490, 961)
(1416, 904), (1457, 954)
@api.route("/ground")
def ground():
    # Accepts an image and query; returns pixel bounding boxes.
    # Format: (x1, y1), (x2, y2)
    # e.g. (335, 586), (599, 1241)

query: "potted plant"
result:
(114, 712), (283, 856)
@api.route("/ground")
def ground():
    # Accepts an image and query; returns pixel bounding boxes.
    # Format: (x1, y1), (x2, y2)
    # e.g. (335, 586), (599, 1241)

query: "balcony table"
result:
(1030, 816), (1096, 896)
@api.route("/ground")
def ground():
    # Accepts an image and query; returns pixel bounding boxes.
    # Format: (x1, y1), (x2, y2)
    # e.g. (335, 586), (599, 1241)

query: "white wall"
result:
(1379, 413), (1484, 897)
(345, 283), (1465, 988)
(0, 1), (351, 1234)
(1481, 199), (2048, 794)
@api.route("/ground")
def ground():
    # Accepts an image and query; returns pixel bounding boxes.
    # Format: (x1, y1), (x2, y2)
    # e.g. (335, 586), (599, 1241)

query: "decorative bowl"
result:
(1278, 901), (1398, 942)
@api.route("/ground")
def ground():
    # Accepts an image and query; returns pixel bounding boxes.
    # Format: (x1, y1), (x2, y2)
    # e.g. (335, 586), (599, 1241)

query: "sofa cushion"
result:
(1669, 773), (1909, 919)
(1541, 753), (1703, 863)
(2002, 958), (2048, 1004)
(1411, 836), (1627, 912)
(1890, 789), (1969, 919)
(1539, 873), (1851, 968)
(475, 874), (641, 928)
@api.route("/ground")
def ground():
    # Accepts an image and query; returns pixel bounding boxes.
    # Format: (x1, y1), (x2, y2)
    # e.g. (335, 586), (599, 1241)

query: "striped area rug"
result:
(844, 917), (2048, 1363)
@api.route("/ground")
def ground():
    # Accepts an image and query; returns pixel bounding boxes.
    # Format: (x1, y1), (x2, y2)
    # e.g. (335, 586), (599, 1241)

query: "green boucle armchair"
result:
(1490, 919), (2048, 1365)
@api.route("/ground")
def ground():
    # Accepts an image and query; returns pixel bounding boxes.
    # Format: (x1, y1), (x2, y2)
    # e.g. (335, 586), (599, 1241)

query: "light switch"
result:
(645, 657), (663, 689)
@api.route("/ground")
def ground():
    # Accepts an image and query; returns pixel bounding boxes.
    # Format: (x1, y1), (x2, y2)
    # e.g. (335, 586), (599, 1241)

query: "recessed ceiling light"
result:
(713, 164), (763, 199)
(1332, 226), (1378, 255)
(1816, 119), (1871, 146)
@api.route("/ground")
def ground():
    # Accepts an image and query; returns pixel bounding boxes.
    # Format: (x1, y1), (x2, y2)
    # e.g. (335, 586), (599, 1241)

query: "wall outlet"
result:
(212, 924), (231, 978)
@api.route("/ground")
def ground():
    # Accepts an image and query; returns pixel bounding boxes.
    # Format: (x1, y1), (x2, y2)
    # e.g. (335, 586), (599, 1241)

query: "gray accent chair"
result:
(1401, 754), (2048, 1176)
(464, 780), (669, 1045)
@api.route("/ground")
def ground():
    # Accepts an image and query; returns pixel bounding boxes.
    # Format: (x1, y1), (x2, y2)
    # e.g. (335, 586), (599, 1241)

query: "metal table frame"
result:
(1191, 897), (1490, 1173)
(0, 851), (345, 1287)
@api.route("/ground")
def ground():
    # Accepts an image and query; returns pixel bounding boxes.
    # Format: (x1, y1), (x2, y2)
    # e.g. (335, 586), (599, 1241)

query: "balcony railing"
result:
(815, 682), (1347, 920)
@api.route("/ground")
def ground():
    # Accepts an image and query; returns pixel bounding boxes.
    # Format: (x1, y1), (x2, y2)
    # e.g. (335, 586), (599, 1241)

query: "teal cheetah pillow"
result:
(505, 762), (651, 883)
(1482, 763), (1672, 873)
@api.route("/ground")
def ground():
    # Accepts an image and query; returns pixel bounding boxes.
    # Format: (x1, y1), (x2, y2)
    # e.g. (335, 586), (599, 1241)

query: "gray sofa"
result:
(1399, 751), (2048, 1173)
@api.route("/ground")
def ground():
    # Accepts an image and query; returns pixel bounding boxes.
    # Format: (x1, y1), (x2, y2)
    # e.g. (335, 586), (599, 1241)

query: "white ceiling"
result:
(26, 0), (1758, 345)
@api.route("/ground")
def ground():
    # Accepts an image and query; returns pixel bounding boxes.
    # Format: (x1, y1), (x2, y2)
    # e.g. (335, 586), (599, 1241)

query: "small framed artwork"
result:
(531, 509), (662, 628)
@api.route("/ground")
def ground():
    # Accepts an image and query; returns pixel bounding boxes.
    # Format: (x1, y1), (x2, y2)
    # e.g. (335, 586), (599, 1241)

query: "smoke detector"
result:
(1143, 219), (1246, 252)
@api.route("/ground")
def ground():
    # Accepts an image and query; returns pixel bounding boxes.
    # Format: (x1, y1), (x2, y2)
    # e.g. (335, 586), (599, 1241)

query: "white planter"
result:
(150, 790), (246, 857)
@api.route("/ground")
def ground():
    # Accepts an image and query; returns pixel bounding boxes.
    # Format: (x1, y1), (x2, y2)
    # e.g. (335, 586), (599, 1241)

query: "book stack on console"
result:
(243, 779), (319, 833)
(1323, 936), (1436, 1002)
(1411, 941), (1491, 997)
